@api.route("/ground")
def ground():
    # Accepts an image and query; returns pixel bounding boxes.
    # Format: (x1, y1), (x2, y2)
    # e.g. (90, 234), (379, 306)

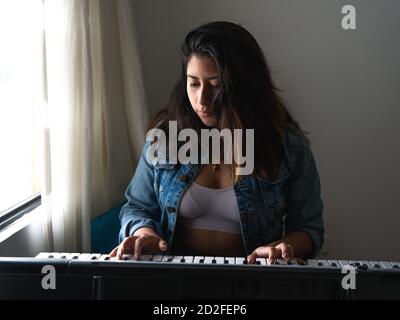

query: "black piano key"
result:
(357, 264), (368, 271)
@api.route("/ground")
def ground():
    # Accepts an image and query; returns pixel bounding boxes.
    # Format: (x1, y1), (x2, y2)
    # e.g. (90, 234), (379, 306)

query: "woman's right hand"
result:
(109, 233), (168, 260)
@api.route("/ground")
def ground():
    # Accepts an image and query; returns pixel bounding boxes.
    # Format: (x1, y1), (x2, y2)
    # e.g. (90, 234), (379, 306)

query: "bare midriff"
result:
(175, 224), (246, 256)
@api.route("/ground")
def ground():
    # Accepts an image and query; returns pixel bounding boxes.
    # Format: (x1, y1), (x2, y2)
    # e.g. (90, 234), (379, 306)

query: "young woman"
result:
(110, 21), (324, 264)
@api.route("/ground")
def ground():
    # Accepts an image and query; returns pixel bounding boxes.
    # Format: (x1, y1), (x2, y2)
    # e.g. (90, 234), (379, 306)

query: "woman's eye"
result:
(189, 82), (219, 88)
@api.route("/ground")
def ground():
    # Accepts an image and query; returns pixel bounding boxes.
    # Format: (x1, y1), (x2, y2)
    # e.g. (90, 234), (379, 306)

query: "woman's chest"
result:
(193, 164), (233, 189)
(155, 163), (289, 215)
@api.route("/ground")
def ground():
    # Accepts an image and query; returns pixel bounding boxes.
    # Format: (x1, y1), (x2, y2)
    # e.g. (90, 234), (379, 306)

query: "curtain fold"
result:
(40, 0), (148, 253)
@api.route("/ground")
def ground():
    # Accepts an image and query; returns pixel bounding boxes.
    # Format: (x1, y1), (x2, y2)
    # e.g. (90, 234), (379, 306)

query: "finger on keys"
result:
(247, 252), (258, 264)
(279, 243), (294, 261)
(134, 234), (145, 259)
(247, 246), (271, 264)
(117, 237), (133, 260)
(109, 246), (119, 257)
(267, 247), (280, 265)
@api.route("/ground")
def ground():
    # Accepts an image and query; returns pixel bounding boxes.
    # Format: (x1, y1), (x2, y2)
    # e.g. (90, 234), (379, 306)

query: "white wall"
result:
(131, 0), (400, 260)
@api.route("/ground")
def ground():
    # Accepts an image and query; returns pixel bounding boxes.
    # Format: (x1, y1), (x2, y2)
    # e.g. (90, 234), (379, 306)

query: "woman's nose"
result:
(198, 87), (212, 106)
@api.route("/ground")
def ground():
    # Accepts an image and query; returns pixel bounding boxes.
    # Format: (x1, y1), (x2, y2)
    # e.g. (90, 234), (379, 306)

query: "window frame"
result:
(0, 193), (41, 231)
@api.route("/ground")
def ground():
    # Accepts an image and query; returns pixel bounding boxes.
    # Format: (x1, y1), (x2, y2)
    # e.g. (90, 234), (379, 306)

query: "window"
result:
(0, 0), (43, 227)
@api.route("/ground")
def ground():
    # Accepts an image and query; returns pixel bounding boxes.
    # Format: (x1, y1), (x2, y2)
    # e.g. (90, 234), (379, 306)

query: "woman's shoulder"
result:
(283, 125), (312, 167)
(284, 125), (310, 149)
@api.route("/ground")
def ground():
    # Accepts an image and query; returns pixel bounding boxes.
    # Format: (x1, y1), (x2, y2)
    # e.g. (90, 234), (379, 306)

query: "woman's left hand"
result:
(246, 241), (295, 265)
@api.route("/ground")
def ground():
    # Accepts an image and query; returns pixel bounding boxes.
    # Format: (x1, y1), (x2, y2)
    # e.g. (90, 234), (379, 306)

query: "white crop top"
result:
(178, 181), (242, 234)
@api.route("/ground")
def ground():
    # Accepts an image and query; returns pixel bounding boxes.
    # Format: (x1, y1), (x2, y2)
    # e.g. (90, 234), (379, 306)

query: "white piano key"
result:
(119, 254), (132, 261)
(36, 252), (51, 259)
(140, 255), (154, 261)
(235, 257), (246, 265)
(172, 256), (185, 263)
(214, 257), (225, 265)
(369, 261), (383, 269)
(204, 256), (215, 264)
(88, 254), (102, 261)
(133, 255), (146, 261)
(183, 256), (194, 264)
(151, 255), (164, 262)
(162, 255), (174, 262)
(338, 260), (350, 268)
(256, 258), (267, 266)
(381, 261), (393, 269)
(276, 259), (287, 265)
(68, 253), (80, 260)
(59, 253), (78, 259)
(328, 260), (340, 268)
(99, 254), (111, 261)
(349, 260), (360, 266)
(78, 253), (92, 260)
(224, 257), (235, 265)
(307, 259), (319, 267)
(193, 256), (205, 264)
(317, 260), (330, 267)
(48, 252), (62, 259)
(288, 259), (299, 265)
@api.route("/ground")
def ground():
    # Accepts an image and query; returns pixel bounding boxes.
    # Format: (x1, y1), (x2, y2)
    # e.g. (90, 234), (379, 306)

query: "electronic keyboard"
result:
(0, 252), (399, 300)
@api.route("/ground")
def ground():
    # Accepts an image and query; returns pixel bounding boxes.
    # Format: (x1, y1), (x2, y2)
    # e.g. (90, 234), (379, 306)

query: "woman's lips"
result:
(197, 110), (215, 117)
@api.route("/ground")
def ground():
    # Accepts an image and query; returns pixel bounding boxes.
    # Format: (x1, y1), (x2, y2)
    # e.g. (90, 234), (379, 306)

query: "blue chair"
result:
(90, 202), (125, 254)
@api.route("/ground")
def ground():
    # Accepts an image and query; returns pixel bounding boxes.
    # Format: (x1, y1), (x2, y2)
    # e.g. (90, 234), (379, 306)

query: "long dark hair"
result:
(148, 21), (307, 180)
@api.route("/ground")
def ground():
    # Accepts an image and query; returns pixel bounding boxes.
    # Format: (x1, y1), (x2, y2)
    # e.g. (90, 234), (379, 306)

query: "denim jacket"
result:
(119, 127), (324, 258)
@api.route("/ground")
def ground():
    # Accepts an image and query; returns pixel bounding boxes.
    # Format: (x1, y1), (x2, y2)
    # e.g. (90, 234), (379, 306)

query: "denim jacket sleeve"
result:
(118, 141), (162, 242)
(285, 129), (325, 258)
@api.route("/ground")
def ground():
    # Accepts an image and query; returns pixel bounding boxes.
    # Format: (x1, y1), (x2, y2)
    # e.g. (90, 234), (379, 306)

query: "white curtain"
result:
(39, 0), (148, 253)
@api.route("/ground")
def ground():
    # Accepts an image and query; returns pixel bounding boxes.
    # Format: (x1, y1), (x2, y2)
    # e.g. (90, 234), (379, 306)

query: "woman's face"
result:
(186, 54), (220, 127)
